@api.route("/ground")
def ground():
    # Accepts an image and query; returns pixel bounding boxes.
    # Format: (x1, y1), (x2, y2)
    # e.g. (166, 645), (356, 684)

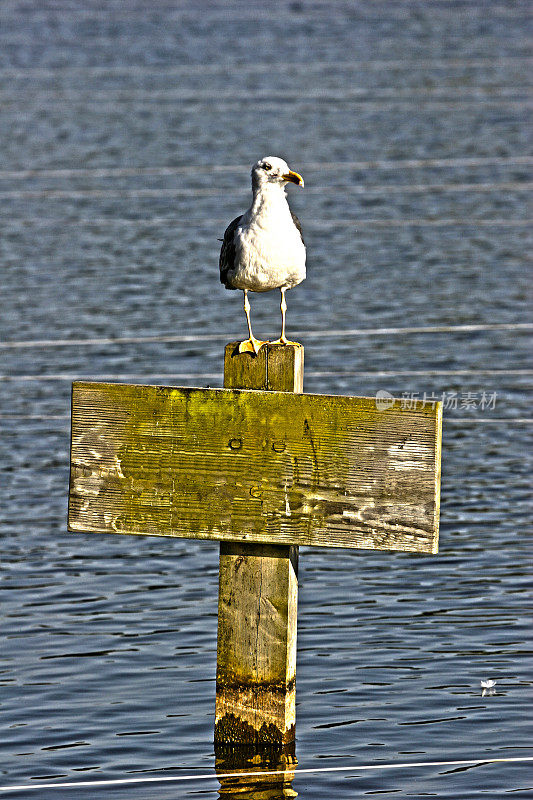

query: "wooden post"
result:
(68, 351), (442, 752)
(214, 343), (303, 748)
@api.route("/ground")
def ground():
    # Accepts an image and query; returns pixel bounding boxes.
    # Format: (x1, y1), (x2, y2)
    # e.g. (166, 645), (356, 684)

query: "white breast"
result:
(230, 195), (306, 293)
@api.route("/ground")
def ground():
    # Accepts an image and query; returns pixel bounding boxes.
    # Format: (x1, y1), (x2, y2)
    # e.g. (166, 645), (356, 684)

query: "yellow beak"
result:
(283, 169), (304, 187)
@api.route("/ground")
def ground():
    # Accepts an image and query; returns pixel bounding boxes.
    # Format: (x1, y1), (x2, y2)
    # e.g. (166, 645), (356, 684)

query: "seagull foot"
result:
(238, 337), (268, 356)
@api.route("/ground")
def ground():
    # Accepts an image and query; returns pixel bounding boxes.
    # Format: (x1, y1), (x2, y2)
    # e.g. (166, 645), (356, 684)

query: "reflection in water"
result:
(216, 744), (297, 799)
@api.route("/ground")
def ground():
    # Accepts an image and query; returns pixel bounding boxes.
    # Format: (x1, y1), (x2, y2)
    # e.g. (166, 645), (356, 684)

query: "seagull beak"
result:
(283, 169), (304, 187)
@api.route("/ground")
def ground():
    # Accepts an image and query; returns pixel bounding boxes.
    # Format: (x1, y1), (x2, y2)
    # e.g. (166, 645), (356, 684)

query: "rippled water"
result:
(1, 1), (531, 798)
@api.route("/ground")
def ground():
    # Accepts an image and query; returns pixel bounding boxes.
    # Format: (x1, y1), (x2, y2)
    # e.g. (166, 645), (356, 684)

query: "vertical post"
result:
(214, 342), (303, 748)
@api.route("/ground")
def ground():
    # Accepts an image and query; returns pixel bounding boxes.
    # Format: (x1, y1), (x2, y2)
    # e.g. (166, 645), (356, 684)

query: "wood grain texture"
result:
(216, 345), (302, 747)
(224, 342), (304, 392)
(215, 542), (298, 745)
(68, 380), (441, 554)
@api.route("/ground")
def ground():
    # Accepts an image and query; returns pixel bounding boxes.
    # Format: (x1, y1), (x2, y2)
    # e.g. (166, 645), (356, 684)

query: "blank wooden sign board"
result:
(69, 343), (442, 748)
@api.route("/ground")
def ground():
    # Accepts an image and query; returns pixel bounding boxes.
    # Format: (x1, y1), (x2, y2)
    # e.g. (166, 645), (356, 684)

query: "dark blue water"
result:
(1, 1), (531, 797)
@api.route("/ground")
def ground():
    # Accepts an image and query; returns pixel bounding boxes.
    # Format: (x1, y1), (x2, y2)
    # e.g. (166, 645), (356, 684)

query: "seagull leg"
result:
(238, 290), (267, 355)
(270, 287), (297, 346)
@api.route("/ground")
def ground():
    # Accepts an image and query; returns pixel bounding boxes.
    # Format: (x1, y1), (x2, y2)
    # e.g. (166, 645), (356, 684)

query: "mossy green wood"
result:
(215, 344), (301, 748)
(69, 379), (441, 555)
(223, 341), (304, 393)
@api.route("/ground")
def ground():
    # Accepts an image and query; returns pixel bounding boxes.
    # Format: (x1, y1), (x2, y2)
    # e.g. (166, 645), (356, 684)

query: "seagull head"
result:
(251, 156), (304, 192)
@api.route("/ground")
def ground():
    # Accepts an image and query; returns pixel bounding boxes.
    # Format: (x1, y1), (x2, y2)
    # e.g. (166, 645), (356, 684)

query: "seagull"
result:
(219, 156), (306, 355)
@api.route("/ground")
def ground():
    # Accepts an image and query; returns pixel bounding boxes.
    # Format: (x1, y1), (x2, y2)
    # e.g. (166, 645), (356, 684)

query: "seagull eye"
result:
(263, 162), (272, 171)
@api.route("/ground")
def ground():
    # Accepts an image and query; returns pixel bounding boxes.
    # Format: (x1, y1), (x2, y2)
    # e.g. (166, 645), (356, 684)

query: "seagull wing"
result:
(219, 215), (242, 288)
(290, 210), (305, 246)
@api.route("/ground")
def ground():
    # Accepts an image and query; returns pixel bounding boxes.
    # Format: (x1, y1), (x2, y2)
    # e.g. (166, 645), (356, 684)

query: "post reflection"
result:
(215, 743), (297, 799)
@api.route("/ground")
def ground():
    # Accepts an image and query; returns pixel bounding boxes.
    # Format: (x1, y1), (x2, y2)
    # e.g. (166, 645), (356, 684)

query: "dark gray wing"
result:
(290, 210), (305, 245)
(219, 215), (242, 289)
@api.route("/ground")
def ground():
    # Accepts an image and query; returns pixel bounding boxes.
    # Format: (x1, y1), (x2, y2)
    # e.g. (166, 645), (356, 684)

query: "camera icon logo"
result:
(375, 390), (395, 411)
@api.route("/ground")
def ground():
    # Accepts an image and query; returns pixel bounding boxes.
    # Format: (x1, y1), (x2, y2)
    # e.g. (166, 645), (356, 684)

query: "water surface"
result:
(1, 1), (531, 797)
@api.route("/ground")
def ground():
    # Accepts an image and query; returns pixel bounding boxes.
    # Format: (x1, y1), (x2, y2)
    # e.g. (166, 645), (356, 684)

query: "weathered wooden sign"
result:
(68, 342), (442, 749)
(69, 383), (440, 555)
